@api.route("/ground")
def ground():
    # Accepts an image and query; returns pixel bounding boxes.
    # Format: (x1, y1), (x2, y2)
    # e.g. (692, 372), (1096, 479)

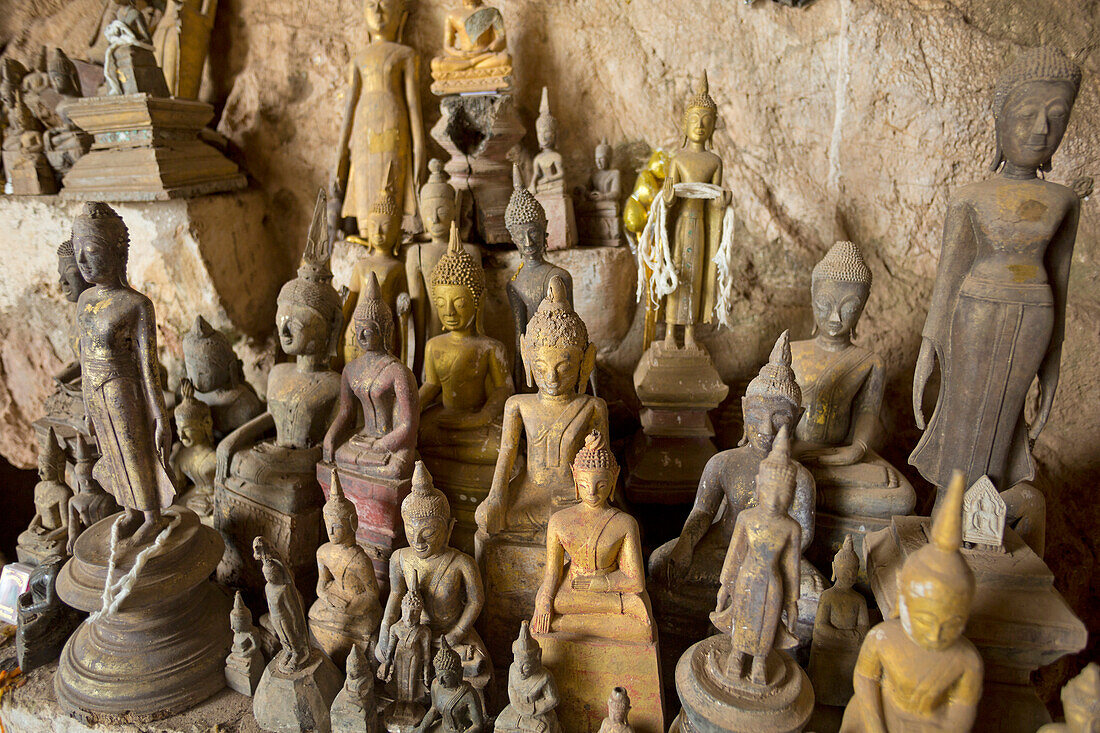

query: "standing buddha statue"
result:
(428, 0), (513, 96)
(17, 427), (72, 565)
(183, 314), (264, 441)
(378, 583), (433, 728)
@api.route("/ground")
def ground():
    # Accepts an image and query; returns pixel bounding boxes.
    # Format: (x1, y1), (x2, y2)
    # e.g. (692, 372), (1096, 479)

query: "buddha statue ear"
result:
(891, 577), (903, 619)
(609, 465), (621, 503)
(520, 333), (535, 390)
(447, 517), (456, 545)
(737, 396), (749, 447)
(990, 128), (1005, 173)
(577, 343), (597, 394)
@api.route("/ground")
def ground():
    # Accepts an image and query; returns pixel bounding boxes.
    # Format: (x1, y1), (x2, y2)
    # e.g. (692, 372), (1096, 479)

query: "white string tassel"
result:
(90, 512), (180, 623)
(712, 205), (737, 329)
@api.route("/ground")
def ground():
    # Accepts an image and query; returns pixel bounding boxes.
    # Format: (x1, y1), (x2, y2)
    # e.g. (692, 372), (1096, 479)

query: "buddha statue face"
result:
(741, 395), (799, 453)
(57, 246), (89, 303)
(363, 0), (405, 40)
(758, 473), (794, 515)
(422, 195), (456, 243)
(365, 210), (400, 256)
(73, 227), (125, 287)
(401, 598), (422, 625)
(433, 283), (478, 333)
(184, 350), (229, 393)
(998, 80), (1076, 172)
(832, 554), (857, 589)
(527, 344), (583, 397)
(518, 652), (540, 678)
(276, 300), (328, 357)
(438, 669), (461, 687)
(406, 515), (452, 559)
(595, 147), (610, 172)
(897, 576), (968, 652)
(37, 450), (60, 482)
(536, 118), (556, 151)
(811, 279), (868, 340)
(177, 413), (212, 448)
(573, 465), (618, 508)
(326, 510), (355, 546)
(356, 317), (386, 353)
(683, 105), (716, 145)
(512, 221), (547, 261)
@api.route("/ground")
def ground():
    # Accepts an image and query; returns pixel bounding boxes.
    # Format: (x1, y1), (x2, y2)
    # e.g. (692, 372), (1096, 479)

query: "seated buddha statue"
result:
(495, 621), (562, 733)
(16, 555), (81, 673)
(217, 192), (344, 590)
(574, 138), (622, 247)
(790, 241), (915, 542)
(184, 314), (264, 440)
(429, 0), (513, 95)
(533, 431), (653, 643)
(170, 378), (216, 518)
(17, 428), (72, 565)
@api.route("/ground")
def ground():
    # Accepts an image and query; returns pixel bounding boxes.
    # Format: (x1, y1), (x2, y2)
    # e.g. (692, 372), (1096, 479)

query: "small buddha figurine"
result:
(16, 555), (81, 673)
(622, 148), (669, 242)
(529, 88), (564, 195)
(840, 472), (983, 732)
(340, 171), (410, 365)
(170, 378), (216, 518)
(378, 583), (433, 727)
(255, 536), (311, 673)
(39, 48), (89, 179)
(407, 159), (483, 378)
(598, 688), (634, 733)
(710, 426), (802, 686)
(504, 169), (574, 391)
(1038, 664), (1100, 733)
(17, 428), (72, 564)
(309, 469), (382, 669)
(66, 434), (118, 555)
(331, 644), (379, 733)
(183, 314), (264, 440)
(225, 591), (264, 696)
(495, 620), (562, 733)
(912, 47), (1082, 555)
(415, 638), (487, 733)
(808, 535), (869, 707)
(377, 462), (490, 685)
(477, 277), (605, 542)
(532, 431), (652, 642)
(575, 138), (622, 247)
(791, 241), (915, 531)
(419, 223), (512, 466)
(429, 0), (513, 95)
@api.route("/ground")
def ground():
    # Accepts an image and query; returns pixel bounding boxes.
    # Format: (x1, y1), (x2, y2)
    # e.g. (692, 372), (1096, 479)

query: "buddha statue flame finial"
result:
(352, 272), (394, 347)
(371, 161), (399, 218)
(324, 468), (358, 529)
(745, 330), (801, 407)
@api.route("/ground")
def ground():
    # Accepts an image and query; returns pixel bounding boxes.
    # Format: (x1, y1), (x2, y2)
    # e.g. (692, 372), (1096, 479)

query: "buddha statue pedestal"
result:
(254, 649), (343, 733)
(533, 191), (576, 251)
(627, 342), (729, 504)
(866, 518), (1087, 733)
(430, 94), (524, 245)
(54, 506), (231, 721)
(59, 94), (246, 200)
(318, 462), (410, 593)
(672, 635), (813, 733)
(479, 537), (546, 669)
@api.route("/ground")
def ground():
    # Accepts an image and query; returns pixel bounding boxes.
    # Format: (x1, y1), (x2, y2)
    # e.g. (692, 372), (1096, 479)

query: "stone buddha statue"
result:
(407, 159), (483, 379)
(416, 639), (487, 733)
(309, 469), (382, 669)
(332, 0), (424, 237)
(429, 0), (513, 96)
(529, 88), (564, 196)
(170, 378), (216, 518)
(17, 428), (72, 564)
(505, 169), (574, 391)
(340, 172), (410, 365)
(66, 434), (118, 555)
(533, 431), (653, 642)
(496, 620), (562, 733)
(217, 192), (343, 590)
(1039, 664), (1100, 733)
(790, 240), (915, 557)
(575, 138), (622, 247)
(377, 462), (491, 690)
(807, 535), (869, 708)
(598, 688), (635, 733)
(331, 644), (379, 733)
(35, 48), (90, 180)
(378, 582), (432, 727)
(184, 314), (264, 441)
(225, 590), (264, 696)
(841, 472), (983, 732)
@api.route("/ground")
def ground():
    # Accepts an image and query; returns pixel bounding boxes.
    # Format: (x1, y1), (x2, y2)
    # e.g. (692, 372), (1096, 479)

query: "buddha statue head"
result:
(520, 275), (595, 394)
(351, 272), (394, 354)
(37, 427), (64, 483)
(682, 70), (717, 148)
(73, 434), (96, 492)
(363, 168), (401, 256)
(400, 461), (454, 560)
(512, 620), (542, 678)
(811, 241), (871, 341)
(346, 643), (374, 694)
(571, 430), (619, 507)
(505, 164), (548, 258)
(894, 471), (975, 652)
(1061, 663), (1100, 733)
(254, 536), (292, 586)
(992, 46), (1081, 174)
(755, 425), (796, 515)
(277, 190), (343, 359)
(324, 468), (359, 546)
(607, 687), (631, 725)
(535, 87), (557, 151)
(595, 137), (612, 171)
(400, 576), (425, 625)
(430, 223), (483, 335)
(831, 534), (859, 590)
(174, 378), (213, 448)
(184, 315), (242, 394)
(72, 202), (129, 286)
(741, 330), (802, 452)
(433, 636), (462, 688)
(57, 237), (90, 303)
(363, 0), (408, 43)
(230, 590), (253, 633)
(419, 159), (457, 243)
(47, 47), (80, 97)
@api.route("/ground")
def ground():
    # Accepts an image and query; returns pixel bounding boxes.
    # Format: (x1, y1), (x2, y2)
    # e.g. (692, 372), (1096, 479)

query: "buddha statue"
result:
(378, 583), (433, 727)
(36, 48), (90, 180)
(377, 462), (491, 690)
(912, 47), (1082, 558)
(309, 469), (382, 669)
(504, 170), (574, 391)
(575, 138), (622, 247)
(332, 0), (424, 237)
(841, 472), (982, 732)
(151, 0), (218, 100)
(598, 688), (635, 733)
(495, 620), (562, 733)
(429, 0), (512, 96)
(527, 88), (576, 250)
(331, 644), (379, 733)
(808, 535), (869, 707)
(340, 172), (411, 365)
(407, 159), (484, 379)
(790, 240), (916, 560)
(416, 639), (487, 733)
(66, 434), (118, 555)
(16, 555), (81, 673)
(622, 148), (669, 244)
(17, 428), (72, 564)
(170, 378), (216, 518)
(1039, 664), (1100, 733)
(2, 82), (55, 195)
(184, 314), (264, 441)
(225, 591), (264, 696)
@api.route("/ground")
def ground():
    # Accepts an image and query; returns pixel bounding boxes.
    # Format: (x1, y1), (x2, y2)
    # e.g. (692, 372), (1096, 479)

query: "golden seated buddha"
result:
(429, 0), (513, 95)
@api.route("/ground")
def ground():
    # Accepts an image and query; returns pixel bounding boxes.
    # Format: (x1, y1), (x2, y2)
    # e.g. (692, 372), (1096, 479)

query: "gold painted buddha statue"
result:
(1038, 664), (1100, 733)
(170, 378), (216, 519)
(429, 0), (513, 96)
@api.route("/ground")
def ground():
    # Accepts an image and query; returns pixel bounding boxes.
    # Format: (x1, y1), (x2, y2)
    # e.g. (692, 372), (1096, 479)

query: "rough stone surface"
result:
(2, 0), (1099, 707)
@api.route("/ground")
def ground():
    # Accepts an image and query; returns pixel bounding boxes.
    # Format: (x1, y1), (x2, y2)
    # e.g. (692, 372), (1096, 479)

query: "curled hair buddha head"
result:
(430, 223), (484, 309)
(525, 276), (588, 351)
